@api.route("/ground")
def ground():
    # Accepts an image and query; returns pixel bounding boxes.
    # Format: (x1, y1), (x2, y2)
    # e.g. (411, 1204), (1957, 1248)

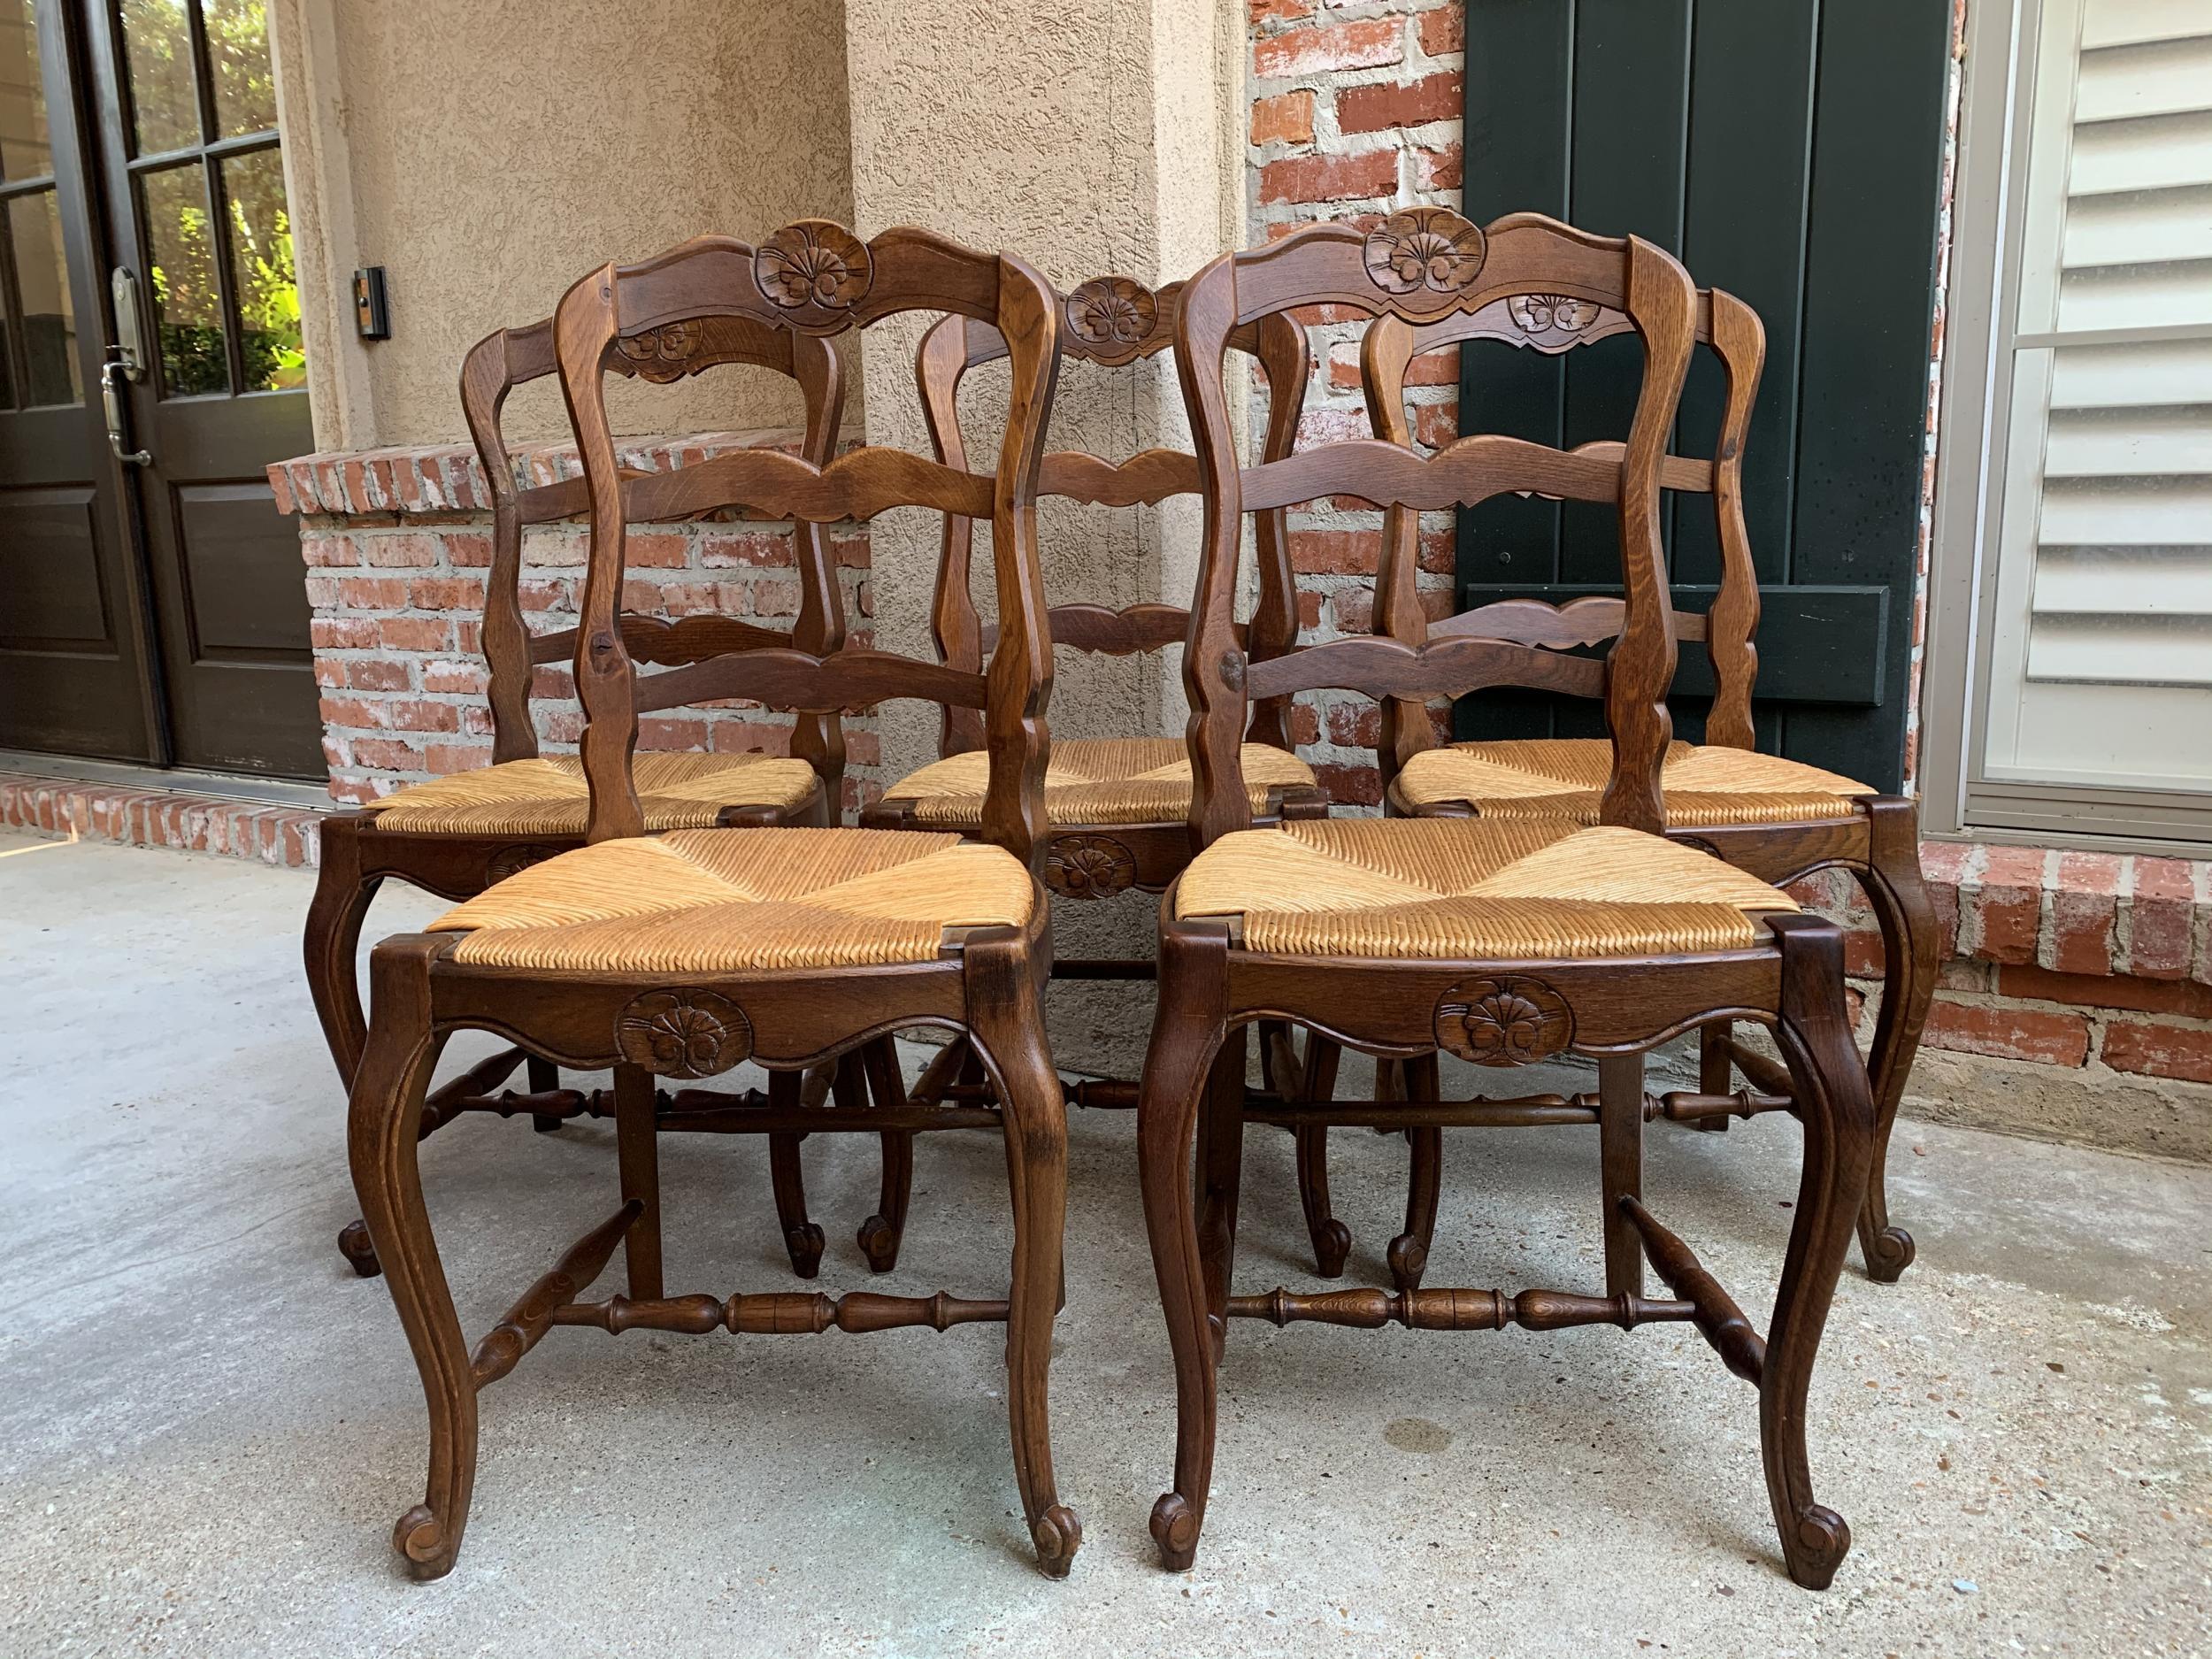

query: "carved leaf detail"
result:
(1434, 976), (1573, 1067)
(754, 220), (873, 321)
(1363, 207), (1487, 298)
(1043, 833), (1137, 900)
(1065, 277), (1158, 351)
(615, 988), (752, 1079)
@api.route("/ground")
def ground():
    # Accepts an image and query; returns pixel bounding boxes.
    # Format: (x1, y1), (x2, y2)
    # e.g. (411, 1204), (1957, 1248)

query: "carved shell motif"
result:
(1065, 277), (1159, 359)
(615, 988), (753, 1079)
(754, 220), (873, 327)
(1043, 833), (1138, 900)
(1434, 975), (1573, 1067)
(614, 319), (705, 381)
(1363, 206), (1487, 301)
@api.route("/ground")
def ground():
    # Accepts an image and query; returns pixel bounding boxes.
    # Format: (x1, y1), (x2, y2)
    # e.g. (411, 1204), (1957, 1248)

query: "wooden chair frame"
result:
(307, 312), (847, 1277)
(841, 276), (1332, 1267)
(345, 223), (1082, 1579)
(1136, 208), (1877, 1591)
(1331, 286), (1935, 1291)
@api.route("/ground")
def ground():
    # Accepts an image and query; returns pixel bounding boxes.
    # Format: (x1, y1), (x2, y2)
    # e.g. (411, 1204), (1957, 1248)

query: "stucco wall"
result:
(271, 0), (856, 450)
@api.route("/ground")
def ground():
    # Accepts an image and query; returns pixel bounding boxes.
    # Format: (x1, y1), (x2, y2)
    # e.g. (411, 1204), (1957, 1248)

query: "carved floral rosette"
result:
(1064, 276), (1162, 365)
(1043, 833), (1138, 900)
(1451, 292), (1632, 356)
(1363, 206), (1487, 309)
(753, 219), (874, 333)
(613, 319), (705, 382)
(1433, 975), (1574, 1066)
(485, 842), (562, 884)
(615, 988), (753, 1079)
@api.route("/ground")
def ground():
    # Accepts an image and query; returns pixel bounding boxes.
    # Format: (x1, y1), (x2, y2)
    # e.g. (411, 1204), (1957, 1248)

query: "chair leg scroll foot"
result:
(339, 1220), (381, 1279)
(1150, 1491), (1202, 1572)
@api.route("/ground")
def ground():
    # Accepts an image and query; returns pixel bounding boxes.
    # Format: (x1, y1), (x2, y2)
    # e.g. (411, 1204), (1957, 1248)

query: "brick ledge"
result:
(268, 427), (809, 520)
(0, 772), (322, 868)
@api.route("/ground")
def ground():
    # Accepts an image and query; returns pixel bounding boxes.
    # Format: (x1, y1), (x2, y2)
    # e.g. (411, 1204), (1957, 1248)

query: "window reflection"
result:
(0, 0), (53, 180)
(223, 147), (300, 390)
(119, 0), (199, 154)
(9, 188), (78, 403)
(143, 164), (228, 395)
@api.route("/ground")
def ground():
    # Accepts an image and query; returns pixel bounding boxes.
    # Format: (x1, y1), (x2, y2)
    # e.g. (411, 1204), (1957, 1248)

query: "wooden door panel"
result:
(1455, 0), (1951, 791)
(0, 482), (106, 641)
(172, 478), (311, 653)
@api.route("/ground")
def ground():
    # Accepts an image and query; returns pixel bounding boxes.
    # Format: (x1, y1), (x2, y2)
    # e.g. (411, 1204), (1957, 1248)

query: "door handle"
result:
(101, 357), (151, 466)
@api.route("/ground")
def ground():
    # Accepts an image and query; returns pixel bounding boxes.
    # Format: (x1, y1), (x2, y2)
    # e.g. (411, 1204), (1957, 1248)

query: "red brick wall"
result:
(1249, 0), (1463, 805)
(270, 434), (880, 812)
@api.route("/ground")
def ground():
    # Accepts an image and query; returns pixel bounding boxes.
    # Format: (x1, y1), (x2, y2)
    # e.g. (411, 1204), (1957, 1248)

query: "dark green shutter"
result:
(1453, 0), (1950, 792)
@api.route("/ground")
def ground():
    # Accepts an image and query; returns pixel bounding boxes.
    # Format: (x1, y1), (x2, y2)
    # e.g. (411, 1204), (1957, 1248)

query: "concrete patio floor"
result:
(2, 830), (2208, 1657)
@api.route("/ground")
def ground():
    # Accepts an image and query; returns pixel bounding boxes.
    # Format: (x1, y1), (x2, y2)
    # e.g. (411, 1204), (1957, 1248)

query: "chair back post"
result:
(1701, 288), (1766, 752)
(913, 280), (1312, 760)
(459, 323), (549, 765)
(553, 225), (1063, 867)
(1173, 210), (1700, 849)
(1601, 236), (1696, 833)
(555, 264), (648, 839)
(1359, 276), (1768, 781)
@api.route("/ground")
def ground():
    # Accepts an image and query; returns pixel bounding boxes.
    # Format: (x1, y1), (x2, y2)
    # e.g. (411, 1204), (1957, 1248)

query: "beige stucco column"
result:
(844, 0), (1247, 1073)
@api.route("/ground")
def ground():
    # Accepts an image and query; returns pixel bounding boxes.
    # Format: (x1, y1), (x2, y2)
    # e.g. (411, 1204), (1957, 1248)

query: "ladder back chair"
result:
(345, 222), (1083, 1580)
(844, 277), (1330, 1271)
(1138, 208), (1878, 1591)
(1343, 285), (1935, 1288)
(307, 311), (847, 1278)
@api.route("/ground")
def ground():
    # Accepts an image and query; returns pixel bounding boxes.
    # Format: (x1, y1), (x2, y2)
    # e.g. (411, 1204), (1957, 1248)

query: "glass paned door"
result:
(92, 0), (320, 775)
(0, 0), (319, 775)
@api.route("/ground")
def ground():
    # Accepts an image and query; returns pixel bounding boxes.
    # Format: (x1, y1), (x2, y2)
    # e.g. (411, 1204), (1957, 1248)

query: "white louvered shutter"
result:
(1979, 0), (2212, 795)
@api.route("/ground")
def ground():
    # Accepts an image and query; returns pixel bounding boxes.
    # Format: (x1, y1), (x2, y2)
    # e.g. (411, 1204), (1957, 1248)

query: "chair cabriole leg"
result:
(1139, 926), (1230, 1571)
(1293, 1035), (1349, 1278)
(309, 819), (389, 1276)
(1196, 1025), (1248, 1365)
(967, 936), (1080, 1578)
(857, 1035), (915, 1274)
(1763, 914), (1877, 1590)
(614, 1063), (663, 1300)
(1387, 1052), (1442, 1292)
(1853, 799), (1936, 1281)
(527, 1056), (563, 1134)
(1598, 1052), (1646, 1298)
(348, 937), (475, 1580)
(766, 1069), (825, 1278)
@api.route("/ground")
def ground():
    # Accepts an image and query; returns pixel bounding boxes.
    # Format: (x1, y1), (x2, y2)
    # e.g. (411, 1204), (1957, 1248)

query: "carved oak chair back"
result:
(552, 224), (1063, 865)
(913, 281), (1310, 754)
(340, 225), (1086, 1581)
(1359, 285), (1766, 787)
(457, 312), (849, 804)
(1175, 209), (1698, 846)
(1136, 209), (1880, 1592)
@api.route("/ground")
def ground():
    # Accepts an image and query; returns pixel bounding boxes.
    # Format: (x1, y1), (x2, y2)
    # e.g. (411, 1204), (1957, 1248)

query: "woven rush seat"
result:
(881, 737), (1315, 828)
(360, 753), (819, 836)
(1175, 817), (1796, 959)
(426, 827), (1034, 972)
(1394, 738), (1870, 827)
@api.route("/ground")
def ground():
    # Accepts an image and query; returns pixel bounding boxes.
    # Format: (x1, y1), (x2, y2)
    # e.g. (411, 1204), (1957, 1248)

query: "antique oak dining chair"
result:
(1294, 285), (1936, 1292)
(839, 277), (1329, 1272)
(306, 311), (853, 1279)
(1137, 209), (1878, 1591)
(345, 223), (1082, 1579)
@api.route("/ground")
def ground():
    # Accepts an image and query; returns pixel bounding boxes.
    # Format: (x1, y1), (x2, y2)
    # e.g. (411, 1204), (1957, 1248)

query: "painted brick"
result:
(1339, 71), (1463, 134)
(1249, 0), (1313, 24)
(2126, 857), (2196, 980)
(361, 534), (441, 569)
(1260, 148), (1399, 206)
(1923, 998), (2090, 1067)
(2045, 850), (2122, 975)
(1996, 964), (2212, 1019)
(1254, 17), (1402, 78)
(1252, 89), (1316, 146)
(1417, 6), (1463, 56)
(2101, 1017), (2212, 1085)
(1972, 844), (2047, 964)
